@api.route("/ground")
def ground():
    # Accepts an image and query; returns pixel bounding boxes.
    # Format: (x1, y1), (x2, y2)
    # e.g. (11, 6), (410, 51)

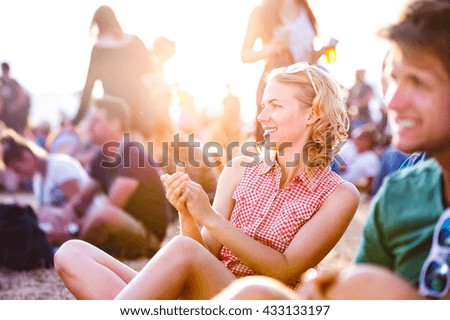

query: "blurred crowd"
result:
(0, 2), (415, 260)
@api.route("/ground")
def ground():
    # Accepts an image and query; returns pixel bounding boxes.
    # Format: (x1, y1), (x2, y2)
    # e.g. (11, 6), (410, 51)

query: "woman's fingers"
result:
(160, 168), (197, 211)
(162, 173), (184, 195)
(178, 189), (189, 207)
(170, 179), (188, 200)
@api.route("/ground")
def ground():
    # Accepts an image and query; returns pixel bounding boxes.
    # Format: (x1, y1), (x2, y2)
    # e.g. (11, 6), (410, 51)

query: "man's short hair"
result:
(94, 95), (130, 132)
(378, 0), (450, 77)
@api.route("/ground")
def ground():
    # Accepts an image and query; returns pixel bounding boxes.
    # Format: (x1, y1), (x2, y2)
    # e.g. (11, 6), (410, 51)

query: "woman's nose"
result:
(257, 107), (269, 124)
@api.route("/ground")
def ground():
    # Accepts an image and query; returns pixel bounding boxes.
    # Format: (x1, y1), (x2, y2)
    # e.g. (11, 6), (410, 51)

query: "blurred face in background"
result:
(353, 130), (371, 153)
(88, 107), (119, 145)
(384, 47), (450, 156)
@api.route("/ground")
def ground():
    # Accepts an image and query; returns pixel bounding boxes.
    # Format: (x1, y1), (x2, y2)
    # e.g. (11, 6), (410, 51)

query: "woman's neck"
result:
(276, 149), (307, 188)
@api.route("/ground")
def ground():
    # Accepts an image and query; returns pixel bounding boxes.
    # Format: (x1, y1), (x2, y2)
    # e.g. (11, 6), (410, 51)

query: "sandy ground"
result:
(0, 192), (371, 300)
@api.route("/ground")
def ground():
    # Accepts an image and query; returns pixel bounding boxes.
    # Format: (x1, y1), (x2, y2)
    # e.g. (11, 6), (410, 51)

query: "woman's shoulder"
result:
(314, 166), (359, 202)
(330, 180), (360, 206)
(335, 180), (359, 196)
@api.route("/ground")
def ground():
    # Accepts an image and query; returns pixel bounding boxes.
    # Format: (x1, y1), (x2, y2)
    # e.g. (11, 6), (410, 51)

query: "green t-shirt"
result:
(354, 159), (445, 286)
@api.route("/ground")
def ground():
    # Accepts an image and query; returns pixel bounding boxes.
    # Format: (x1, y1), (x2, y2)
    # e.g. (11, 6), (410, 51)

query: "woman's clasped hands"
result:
(160, 164), (217, 227)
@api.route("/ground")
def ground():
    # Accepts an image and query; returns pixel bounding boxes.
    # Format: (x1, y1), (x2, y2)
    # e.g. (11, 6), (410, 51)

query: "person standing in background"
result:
(145, 36), (176, 116)
(0, 62), (31, 135)
(241, 0), (332, 141)
(72, 5), (155, 138)
(347, 69), (374, 133)
(222, 84), (242, 144)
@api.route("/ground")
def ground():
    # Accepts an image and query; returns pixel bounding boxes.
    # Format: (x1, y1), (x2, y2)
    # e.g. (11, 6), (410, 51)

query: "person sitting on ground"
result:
(54, 61), (359, 299)
(73, 95), (169, 259)
(0, 128), (99, 247)
(210, 0), (450, 300)
(337, 124), (380, 193)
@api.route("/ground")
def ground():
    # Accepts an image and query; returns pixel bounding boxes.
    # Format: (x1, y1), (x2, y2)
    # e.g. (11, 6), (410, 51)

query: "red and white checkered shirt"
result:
(219, 160), (344, 288)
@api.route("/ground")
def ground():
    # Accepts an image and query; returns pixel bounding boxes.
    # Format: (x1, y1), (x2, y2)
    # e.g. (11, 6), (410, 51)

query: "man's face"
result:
(384, 47), (450, 156)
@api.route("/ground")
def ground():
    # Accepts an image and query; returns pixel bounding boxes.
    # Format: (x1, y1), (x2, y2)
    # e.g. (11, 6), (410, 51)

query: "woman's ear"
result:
(306, 109), (319, 125)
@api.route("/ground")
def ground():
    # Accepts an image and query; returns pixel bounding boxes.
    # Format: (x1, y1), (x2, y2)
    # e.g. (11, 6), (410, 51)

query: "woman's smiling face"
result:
(258, 79), (313, 151)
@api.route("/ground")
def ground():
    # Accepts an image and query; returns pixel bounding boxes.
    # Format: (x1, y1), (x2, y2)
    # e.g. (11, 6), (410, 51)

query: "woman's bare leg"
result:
(54, 239), (137, 299)
(116, 236), (236, 300)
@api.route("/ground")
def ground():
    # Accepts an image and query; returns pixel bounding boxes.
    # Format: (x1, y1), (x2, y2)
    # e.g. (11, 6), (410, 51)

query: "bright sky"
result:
(0, 0), (409, 127)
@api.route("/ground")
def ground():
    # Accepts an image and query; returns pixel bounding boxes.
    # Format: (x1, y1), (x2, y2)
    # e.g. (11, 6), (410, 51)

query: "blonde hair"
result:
(266, 65), (349, 169)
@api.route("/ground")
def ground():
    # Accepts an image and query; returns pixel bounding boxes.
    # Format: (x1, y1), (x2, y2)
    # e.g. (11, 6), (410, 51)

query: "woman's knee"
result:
(54, 239), (92, 275)
(163, 235), (207, 265)
(167, 235), (202, 252)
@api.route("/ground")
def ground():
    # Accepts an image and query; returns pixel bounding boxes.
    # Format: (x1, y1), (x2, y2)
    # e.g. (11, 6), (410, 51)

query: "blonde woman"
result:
(55, 62), (359, 299)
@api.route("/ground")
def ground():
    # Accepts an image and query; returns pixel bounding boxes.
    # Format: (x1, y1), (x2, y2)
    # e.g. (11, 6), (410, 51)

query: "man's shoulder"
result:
(380, 158), (441, 194)
(367, 159), (442, 233)
(47, 153), (78, 167)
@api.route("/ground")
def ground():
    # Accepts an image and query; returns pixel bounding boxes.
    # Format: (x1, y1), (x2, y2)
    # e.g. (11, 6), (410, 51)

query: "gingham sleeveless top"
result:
(219, 160), (344, 288)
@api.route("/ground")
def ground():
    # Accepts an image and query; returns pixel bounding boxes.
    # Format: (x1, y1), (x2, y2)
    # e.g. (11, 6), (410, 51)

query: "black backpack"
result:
(0, 203), (54, 271)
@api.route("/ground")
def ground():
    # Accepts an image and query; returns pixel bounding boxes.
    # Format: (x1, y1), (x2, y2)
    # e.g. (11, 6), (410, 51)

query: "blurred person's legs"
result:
(80, 203), (161, 259)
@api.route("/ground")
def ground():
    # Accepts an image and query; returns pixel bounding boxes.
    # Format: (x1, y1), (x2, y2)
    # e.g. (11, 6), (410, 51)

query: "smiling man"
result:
(299, 0), (450, 299)
(351, 0), (450, 290)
